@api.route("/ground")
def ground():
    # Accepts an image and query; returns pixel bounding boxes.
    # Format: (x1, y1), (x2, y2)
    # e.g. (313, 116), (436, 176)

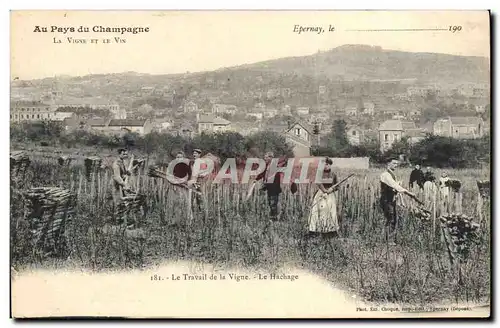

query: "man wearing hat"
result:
(380, 158), (416, 246)
(254, 151), (283, 221)
(188, 148), (205, 214)
(111, 148), (133, 226)
(409, 164), (424, 190)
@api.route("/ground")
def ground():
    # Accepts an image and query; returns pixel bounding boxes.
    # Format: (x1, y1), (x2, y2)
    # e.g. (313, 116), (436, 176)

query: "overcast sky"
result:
(10, 10), (490, 80)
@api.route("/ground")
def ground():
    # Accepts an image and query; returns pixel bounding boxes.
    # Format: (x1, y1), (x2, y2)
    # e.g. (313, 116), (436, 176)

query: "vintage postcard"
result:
(9, 10), (491, 319)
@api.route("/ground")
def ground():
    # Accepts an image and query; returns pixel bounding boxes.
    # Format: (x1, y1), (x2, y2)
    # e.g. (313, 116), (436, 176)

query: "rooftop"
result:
(109, 119), (147, 127)
(379, 119), (416, 131)
(11, 101), (50, 107)
(286, 120), (314, 135)
(55, 97), (116, 106)
(449, 116), (483, 125)
(197, 114), (231, 125)
(87, 118), (109, 127)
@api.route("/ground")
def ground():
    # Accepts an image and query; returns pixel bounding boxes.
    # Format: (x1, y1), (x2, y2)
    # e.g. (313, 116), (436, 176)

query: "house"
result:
(332, 108), (345, 117)
(378, 119), (417, 152)
(282, 105), (291, 115)
(475, 104), (487, 113)
(212, 104), (237, 115)
(10, 101), (54, 122)
(197, 114), (232, 134)
(184, 101), (199, 113)
(254, 102), (266, 111)
(112, 108), (127, 119)
(53, 111), (75, 121)
(283, 121), (313, 157)
(469, 99), (489, 114)
(264, 108), (279, 118)
(316, 112), (330, 122)
(382, 108), (401, 117)
(345, 107), (358, 117)
(266, 88), (281, 99)
(54, 97), (120, 112)
(408, 108), (422, 118)
(152, 88), (165, 96)
(107, 119), (152, 136)
(297, 107), (310, 116)
(346, 125), (365, 146)
(407, 85), (437, 97)
(246, 112), (263, 121)
(86, 118), (110, 134)
(393, 93), (410, 101)
(472, 87), (488, 98)
(433, 116), (485, 139)
(307, 113), (330, 127)
(281, 88), (291, 98)
(139, 86), (154, 97)
(362, 102), (375, 115)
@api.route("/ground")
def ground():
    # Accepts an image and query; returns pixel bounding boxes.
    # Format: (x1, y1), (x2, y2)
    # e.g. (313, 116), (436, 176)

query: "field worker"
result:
(172, 150), (192, 183)
(176, 151), (185, 160)
(254, 151), (283, 221)
(409, 164), (424, 190)
(168, 150), (191, 227)
(439, 172), (451, 214)
(380, 158), (416, 246)
(188, 148), (205, 213)
(111, 148), (132, 225)
(423, 179), (438, 208)
(307, 157), (339, 239)
(423, 166), (436, 183)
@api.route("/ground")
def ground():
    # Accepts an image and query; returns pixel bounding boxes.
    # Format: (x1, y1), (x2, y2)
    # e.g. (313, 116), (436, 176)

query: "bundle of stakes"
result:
(148, 163), (201, 195)
(10, 151), (31, 179)
(439, 213), (481, 265)
(24, 187), (76, 258)
(477, 180), (490, 199)
(409, 205), (432, 223)
(115, 191), (145, 217)
(446, 179), (462, 193)
(57, 155), (74, 167)
(84, 156), (102, 181)
(132, 158), (146, 175)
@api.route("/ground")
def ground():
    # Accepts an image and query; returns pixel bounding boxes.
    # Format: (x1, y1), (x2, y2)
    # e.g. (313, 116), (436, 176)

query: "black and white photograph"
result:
(9, 10), (491, 318)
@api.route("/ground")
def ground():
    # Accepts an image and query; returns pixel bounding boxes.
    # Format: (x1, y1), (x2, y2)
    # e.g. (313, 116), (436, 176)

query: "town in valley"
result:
(10, 45), (490, 162)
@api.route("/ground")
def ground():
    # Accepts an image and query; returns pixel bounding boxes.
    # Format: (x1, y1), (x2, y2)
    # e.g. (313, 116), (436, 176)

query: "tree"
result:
(357, 97), (364, 112)
(312, 122), (321, 146)
(327, 119), (349, 151)
(245, 131), (294, 158)
(384, 136), (412, 164)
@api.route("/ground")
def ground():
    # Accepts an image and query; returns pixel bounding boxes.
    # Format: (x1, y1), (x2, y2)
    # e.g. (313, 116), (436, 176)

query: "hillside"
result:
(220, 44), (490, 83)
(14, 45), (490, 86)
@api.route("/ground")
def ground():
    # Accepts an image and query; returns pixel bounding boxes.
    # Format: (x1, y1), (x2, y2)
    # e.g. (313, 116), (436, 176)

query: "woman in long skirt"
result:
(307, 157), (339, 239)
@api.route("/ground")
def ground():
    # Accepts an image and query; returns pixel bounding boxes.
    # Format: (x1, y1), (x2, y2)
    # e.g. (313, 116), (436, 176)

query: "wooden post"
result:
(432, 187), (437, 243)
(477, 191), (484, 226)
(187, 188), (193, 225)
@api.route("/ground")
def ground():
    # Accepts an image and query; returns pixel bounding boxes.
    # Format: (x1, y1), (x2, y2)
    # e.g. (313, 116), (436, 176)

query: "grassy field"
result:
(10, 156), (491, 306)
